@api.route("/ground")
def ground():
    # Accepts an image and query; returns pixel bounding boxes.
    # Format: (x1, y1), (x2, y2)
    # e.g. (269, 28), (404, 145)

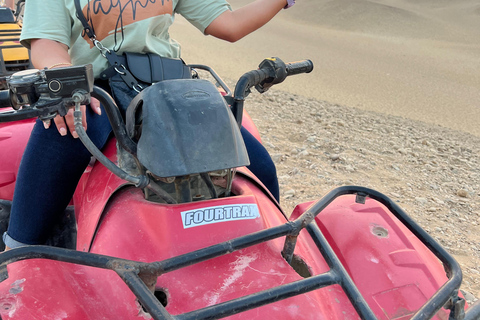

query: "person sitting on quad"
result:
(3, 0), (296, 250)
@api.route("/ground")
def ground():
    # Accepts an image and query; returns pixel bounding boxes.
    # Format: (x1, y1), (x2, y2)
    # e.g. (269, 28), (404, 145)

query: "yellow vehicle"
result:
(0, 2), (30, 88)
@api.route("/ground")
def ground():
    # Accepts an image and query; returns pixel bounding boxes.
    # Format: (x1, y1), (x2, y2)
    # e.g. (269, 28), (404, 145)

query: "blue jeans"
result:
(3, 81), (279, 248)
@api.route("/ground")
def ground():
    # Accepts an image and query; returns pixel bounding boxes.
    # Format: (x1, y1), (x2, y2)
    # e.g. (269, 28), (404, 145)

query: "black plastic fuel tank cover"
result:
(129, 79), (249, 178)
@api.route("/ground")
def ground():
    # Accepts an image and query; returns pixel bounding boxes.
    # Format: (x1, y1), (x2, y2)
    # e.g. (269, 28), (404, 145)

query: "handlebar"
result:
(0, 57), (314, 130)
(231, 57), (314, 127)
(234, 58), (313, 100)
(0, 91), (66, 123)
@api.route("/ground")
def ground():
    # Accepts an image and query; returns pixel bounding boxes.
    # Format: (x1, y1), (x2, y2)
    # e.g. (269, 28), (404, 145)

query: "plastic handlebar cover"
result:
(0, 90), (11, 108)
(286, 60), (314, 76)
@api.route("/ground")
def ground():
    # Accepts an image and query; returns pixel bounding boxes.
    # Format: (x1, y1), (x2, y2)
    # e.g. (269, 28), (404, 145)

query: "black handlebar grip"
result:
(286, 60), (314, 76)
(248, 69), (271, 85)
(0, 90), (11, 108)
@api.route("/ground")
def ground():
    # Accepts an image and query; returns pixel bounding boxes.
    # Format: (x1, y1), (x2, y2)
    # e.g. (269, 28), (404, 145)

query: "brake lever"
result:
(0, 65), (94, 123)
(0, 98), (64, 123)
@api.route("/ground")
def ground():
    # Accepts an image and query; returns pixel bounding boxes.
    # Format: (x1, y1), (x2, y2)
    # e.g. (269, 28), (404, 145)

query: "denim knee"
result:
(3, 232), (30, 249)
(241, 127), (280, 202)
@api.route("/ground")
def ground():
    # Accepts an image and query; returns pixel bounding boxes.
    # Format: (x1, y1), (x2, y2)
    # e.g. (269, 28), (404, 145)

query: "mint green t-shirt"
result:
(20, 0), (231, 78)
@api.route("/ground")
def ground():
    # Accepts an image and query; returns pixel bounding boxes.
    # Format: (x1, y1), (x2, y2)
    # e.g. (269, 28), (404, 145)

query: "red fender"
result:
(0, 119), (34, 201)
(291, 196), (450, 319)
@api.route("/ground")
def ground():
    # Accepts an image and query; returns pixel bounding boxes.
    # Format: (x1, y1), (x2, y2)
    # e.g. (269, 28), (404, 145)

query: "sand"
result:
(170, 0), (480, 137)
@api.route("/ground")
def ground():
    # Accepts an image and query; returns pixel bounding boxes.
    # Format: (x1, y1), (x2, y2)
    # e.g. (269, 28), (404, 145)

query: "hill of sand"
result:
(170, 0), (480, 137)
(287, 0), (480, 42)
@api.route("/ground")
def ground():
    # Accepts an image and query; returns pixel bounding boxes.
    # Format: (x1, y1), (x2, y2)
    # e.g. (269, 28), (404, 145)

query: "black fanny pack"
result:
(99, 52), (191, 84)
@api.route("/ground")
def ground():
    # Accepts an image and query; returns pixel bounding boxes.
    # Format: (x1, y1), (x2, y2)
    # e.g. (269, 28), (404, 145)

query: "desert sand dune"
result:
(287, 0), (453, 40)
(170, 0), (480, 137)
(288, 0), (480, 42)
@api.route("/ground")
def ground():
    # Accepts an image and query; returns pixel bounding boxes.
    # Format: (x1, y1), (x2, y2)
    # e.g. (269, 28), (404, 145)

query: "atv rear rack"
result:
(0, 186), (479, 320)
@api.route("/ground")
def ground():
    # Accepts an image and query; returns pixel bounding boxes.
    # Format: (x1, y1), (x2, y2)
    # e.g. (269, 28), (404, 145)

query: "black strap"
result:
(73, 0), (142, 91)
(74, 0), (95, 40)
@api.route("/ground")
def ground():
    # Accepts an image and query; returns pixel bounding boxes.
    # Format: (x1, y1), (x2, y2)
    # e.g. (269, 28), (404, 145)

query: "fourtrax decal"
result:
(181, 204), (260, 229)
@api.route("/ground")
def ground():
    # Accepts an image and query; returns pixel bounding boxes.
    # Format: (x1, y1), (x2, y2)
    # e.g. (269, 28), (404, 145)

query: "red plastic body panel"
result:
(0, 119), (34, 201)
(0, 113), (455, 319)
(0, 260), (144, 319)
(73, 139), (128, 252)
(291, 197), (450, 320)
(0, 175), (361, 320)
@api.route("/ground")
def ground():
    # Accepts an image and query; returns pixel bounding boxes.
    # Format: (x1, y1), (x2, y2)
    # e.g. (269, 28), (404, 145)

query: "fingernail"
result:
(60, 127), (67, 136)
(72, 131), (79, 139)
(43, 120), (50, 129)
(96, 107), (102, 115)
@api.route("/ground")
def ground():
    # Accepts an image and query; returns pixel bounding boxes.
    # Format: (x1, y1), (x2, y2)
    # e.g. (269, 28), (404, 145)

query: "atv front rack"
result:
(0, 186), (479, 320)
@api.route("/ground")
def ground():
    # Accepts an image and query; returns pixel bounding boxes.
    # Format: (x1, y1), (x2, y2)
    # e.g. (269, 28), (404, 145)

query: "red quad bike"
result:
(0, 58), (478, 320)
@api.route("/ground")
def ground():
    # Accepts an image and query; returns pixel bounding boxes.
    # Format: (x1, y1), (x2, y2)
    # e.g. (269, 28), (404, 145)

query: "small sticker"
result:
(181, 204), (260, 229)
